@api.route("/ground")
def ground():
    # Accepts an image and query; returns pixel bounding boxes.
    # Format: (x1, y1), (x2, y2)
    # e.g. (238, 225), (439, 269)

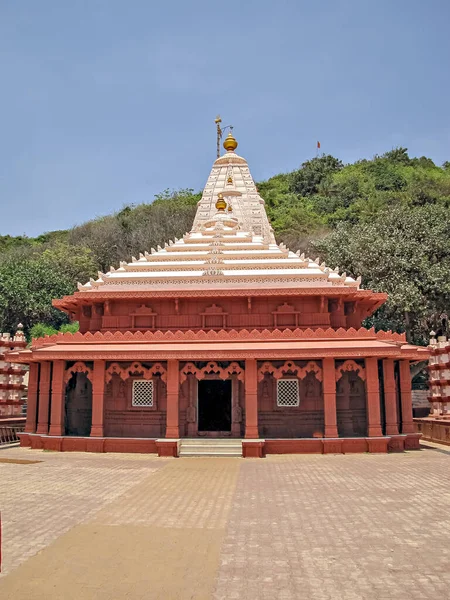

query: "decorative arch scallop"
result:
(335, 360), (366, 382)
(64, 362), (93, 384)
(180, 361), (244, 383)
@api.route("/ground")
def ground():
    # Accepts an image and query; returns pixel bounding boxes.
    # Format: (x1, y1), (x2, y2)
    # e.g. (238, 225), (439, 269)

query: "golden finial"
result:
(215, 193), (227, 211)
(227, 204), (233, 212)
(223, 131), (238, 152)
(227, 175), (233, 184)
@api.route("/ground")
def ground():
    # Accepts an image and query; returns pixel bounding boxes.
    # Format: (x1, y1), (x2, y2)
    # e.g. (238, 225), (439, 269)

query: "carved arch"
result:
(300, 361), (323, 382)
(64, 362), (93, 384)
(180, 361), (244, 384)
(105, 362), (128, 383)
(105, 361), (167, 383)
(258, 360), (322, 382)
(335, 360), (366, 382)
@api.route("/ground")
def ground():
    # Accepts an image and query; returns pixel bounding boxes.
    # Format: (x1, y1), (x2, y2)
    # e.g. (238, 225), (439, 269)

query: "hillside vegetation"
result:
(1, 148), (449, 345)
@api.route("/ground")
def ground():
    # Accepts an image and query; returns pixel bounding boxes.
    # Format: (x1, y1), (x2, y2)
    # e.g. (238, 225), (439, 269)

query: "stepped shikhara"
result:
(75, 132), (361, 294)
(9, 131), (427, 456)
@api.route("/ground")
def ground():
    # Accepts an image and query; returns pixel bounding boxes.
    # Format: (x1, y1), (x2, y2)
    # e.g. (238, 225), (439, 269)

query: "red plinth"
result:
(242, 440), (265, 458)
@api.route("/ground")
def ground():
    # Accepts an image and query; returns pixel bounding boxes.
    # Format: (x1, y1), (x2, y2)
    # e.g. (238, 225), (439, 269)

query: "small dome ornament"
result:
(215, 193), (227, 211)
(223, 131), (238, 152)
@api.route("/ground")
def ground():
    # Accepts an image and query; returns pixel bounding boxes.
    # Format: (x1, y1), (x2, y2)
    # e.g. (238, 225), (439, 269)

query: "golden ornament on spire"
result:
(223, 131), (238, 152)
(215, 193), (227, 211)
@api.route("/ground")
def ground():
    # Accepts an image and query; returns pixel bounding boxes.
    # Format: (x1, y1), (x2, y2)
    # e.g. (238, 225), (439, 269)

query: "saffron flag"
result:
(317, 141), (321, 149)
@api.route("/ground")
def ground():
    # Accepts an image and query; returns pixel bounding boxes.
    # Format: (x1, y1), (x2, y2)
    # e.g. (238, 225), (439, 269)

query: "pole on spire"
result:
(214, 115), (233, 158)
(215, 115), (222, 159)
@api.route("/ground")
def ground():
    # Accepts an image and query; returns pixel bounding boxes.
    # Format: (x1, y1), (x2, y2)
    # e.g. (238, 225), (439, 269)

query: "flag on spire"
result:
(317, 141), (321, 149)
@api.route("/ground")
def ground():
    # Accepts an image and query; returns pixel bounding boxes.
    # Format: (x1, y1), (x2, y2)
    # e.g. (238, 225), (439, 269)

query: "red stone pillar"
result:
(245, 358), (259, 439)
(383, 359), (399, 435)
(323, 358), (338, 437)
(165, 359), (180, 438)
(365, 357), (383, 437)
(25, 363), (39, 433)
(49, 361), (66, 436)
(36, 361), (51, 434)
(91, 360), (105, 437)
(399, 360), (414, 433)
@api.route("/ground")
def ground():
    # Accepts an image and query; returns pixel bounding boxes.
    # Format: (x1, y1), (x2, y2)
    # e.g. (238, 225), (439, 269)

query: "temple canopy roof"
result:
(8, 328), (427, 362)
(77, 132), (362, 294)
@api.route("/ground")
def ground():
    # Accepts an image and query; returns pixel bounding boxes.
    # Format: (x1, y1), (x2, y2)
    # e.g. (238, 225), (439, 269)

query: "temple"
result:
(0, 326), (27, 417)
(414, 333), (450, 445)
(10, 132), (428, 456)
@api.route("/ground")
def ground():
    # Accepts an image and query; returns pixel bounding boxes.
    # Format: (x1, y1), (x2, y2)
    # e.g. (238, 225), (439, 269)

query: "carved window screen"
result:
(277, 379), (300, 407)
(132, 380), (153, 407)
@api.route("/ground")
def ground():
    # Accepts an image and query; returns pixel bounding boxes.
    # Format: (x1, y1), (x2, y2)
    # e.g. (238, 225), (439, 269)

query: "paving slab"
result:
(1, 447), (450, 599)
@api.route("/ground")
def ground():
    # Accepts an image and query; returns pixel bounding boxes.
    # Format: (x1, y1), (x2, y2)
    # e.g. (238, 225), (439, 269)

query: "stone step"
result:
(180, 448), (242, 457)
(179, 439), (242, 457)
(180, 444), (241, 452)
(180, 451), (242, 457)
(180, 438), (242, 445)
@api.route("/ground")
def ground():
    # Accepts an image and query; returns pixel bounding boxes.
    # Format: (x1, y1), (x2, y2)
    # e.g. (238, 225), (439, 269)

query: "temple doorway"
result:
(198, 380), (232, 432)
(65, 373), (92, 436)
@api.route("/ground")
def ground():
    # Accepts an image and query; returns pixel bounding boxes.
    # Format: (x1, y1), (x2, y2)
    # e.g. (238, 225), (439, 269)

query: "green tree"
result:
(0, 257), (78, 335)
(312, 204), (450, 344)
(29, 323), (58, 339)
(40, 242), (97, 283)
(290, 155), (343, 197)
(30, 321), (79, 340)
(68, 189), (199, 271)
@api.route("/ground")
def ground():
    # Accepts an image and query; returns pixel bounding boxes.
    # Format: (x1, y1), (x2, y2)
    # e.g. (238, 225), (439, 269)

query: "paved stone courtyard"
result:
(1, 445), (450, 599)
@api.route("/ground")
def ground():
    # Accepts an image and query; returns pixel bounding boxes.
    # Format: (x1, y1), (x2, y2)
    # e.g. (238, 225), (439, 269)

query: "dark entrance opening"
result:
(198, 380), (232, 432)
(65, 373), (92, 436)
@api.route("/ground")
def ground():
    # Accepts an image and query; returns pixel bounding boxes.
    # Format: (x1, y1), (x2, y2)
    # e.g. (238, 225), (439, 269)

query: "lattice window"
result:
(277, 379), (300, 407)
(132, 380), (153, 407)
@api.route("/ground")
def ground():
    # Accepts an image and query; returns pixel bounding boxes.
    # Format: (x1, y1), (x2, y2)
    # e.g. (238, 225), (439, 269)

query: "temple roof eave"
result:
(6, 339), (428, 364)
(6, 325), (427, 364)
(52, 288), (387, 313)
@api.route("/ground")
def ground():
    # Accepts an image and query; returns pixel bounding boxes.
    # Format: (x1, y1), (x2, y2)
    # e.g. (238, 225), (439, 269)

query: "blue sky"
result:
(1, 0), (449, 237)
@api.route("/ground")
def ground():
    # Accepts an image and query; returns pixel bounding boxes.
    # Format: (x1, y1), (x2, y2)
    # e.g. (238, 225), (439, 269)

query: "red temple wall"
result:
(103, 374), (167, 438)
(258, 371), (324, 438)
(78, 296), (364, 334)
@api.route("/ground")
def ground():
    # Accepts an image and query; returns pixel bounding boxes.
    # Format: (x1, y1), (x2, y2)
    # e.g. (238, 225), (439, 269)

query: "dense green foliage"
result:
(30, 321), (80, 340)
(1, 150), (449, 344)
(312, 205), (450, 344)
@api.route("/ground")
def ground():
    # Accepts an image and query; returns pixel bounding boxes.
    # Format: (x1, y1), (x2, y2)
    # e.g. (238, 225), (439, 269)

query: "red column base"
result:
(402, 423), (415, 434)
(324, 427), (339, 438)
(242, 440), (265, 458)
(18, 432), (31, 447)
(156, 439), (179, 457)
(386, 424), (400, 436)
(323, 438), (343, 453)
(388, 434), (406, 452)
(367, 437), (389, 453)
(43, 436), (63, 451)
(90, 425), (104, 437)
(165, 427), (180, 438)
(48, 426), (63, 436)
(368, 426), (383, 437)
(245, 427), (259, 439)
(404, 432), (421, 449)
